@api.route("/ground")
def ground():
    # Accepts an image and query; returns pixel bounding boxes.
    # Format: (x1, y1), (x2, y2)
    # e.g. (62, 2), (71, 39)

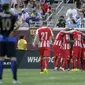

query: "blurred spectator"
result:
(66, 6), (78, 19)
(45, 0), (54, 4)
(57, 16), (66, 28)
(77, 12), (85, 28)
(66, 13), (78, 28)
(81, 0), (85, 5)
(40, 0), (45, 4)
(18, 12), (23, 25)
(1, 0), (10, 4)
(31, 0), (36, 9)
(21, 9), (30, 26)
(23, 0), (29, 12)
(30, 9), (42, 27)
(10, 0), (17, 7)
(74, 0), (81, 9)
(41, 1), (48, 15)
(14, 4), (20, 16)
(0, 4), (3, 12)
(47, 6), (52, 15)
(36, 4), (42, 14)
(81, 4), (85, 17)
(17, 35), (27, 50)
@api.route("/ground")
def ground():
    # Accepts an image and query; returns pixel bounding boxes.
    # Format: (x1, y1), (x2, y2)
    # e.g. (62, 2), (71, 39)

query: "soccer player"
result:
(32, 21), (54, 74)
(0, 3), (20, 84)
(59, 33), (71, 71)
(81, 38), (85, 70)
(62, 29), (83, 71)
(52, 31), (64, 71)
(17, 35), (27, 50)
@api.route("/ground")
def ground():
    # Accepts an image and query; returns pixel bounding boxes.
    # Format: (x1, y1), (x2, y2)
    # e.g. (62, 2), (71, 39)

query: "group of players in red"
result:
(33, 22), (85, 74)
(53, 29), (85, 72)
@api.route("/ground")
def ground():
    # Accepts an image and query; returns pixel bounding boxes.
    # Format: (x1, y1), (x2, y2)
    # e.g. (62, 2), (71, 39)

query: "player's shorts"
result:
(39, 47), (50, 57)
(52, 45), (61, 57)
(61, 49), (70, 59)
(72, 46), (82, 58)
(0, 41), (16, 57)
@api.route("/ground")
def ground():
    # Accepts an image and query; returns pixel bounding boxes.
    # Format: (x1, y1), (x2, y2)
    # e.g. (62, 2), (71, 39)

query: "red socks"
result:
(44, 58), (48, 69)
(55, 58), (61, 67)
(40, 59), (43, 72)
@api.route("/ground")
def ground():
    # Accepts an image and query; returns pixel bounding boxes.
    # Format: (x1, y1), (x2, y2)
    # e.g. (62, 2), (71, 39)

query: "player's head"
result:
(42, 21), (47, 26)
(19, 35), (25, 39)
(75, 29), (79, 31)
(2, 3), (10, 12)
(64, 28), (71, 31)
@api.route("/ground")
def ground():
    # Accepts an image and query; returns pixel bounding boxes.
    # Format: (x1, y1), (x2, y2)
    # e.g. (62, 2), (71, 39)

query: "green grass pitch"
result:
(1, 69), (85, 85)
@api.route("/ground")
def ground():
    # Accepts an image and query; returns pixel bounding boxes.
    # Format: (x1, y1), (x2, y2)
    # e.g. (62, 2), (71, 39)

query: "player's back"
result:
(63, 34), (70, 43)
(73, 30), (82, 41)
(0, 12), (17, 37)
(38, 27), (52, 47)
(55, 32), (63, 40)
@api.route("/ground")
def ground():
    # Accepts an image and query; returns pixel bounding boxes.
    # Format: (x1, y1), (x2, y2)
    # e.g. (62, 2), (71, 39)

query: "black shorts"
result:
(0, 42), (16, 57)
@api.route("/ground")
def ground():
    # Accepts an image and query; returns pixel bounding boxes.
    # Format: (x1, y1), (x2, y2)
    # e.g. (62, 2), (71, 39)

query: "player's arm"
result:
(82, 32), (85, 37)
(61, 30), (75, 34)
(32, 29), (38, 47)
(24, 40), (27, 50)
(66, 39), (74, 43)
(9, 21), (21, 37)
(50, 29), (54, 43)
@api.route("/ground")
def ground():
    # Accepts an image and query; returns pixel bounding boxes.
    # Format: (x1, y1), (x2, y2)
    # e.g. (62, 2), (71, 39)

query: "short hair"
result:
(2, 3), (10, 11)
(64, 28), (71, 31)
(42, 21), (47, 25)
(19, 35), (25, 39)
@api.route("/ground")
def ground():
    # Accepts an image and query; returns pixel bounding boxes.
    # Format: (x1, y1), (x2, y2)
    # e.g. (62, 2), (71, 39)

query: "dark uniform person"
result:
(0, 3), (20, 84)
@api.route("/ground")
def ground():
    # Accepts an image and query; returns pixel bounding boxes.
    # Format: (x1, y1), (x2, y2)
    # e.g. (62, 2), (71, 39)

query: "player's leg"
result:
(53, 56), (57, 69)
(43, 56), (49, 69)
(59, 58), (66, 71)
(54, 56), (61, 71)
(0, 42), (5, 83)
(0, 57), (4, 84)
(81, 51), (85, 70)
(66, 50), (71, 71)
(76, 47), (82, 69)
(39, 48), (44, 73)
(7, 42), (20, 83)
(67, 57), (72, 71)
(52, 45), (61, 70)
(59, 49), (70, 71)
(43, 56), (49, 74)
(72, 46), (78, 70)
(52, 45), (58, 70)
(43, 47), (50, 69)
(82, 58), (85, 70)
(40, 56), (44, 73)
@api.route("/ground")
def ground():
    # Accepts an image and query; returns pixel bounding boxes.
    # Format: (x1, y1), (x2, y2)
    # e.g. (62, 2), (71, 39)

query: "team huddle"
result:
(33, 22), (85, 74)
(53, 29), (85, 71)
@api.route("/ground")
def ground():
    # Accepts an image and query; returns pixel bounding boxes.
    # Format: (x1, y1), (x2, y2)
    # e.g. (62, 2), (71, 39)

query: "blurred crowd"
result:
(0, 0), (52, 28)
(56, 0), (85, 29)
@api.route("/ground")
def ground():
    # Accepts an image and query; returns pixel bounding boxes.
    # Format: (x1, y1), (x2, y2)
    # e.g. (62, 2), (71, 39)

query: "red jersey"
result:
(53, 32), (63, 46)
(82, 39), (85, 49)
(72, 30), (82, 47)
(36, 27), (53, 48)
(62, 34), (70, 50)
